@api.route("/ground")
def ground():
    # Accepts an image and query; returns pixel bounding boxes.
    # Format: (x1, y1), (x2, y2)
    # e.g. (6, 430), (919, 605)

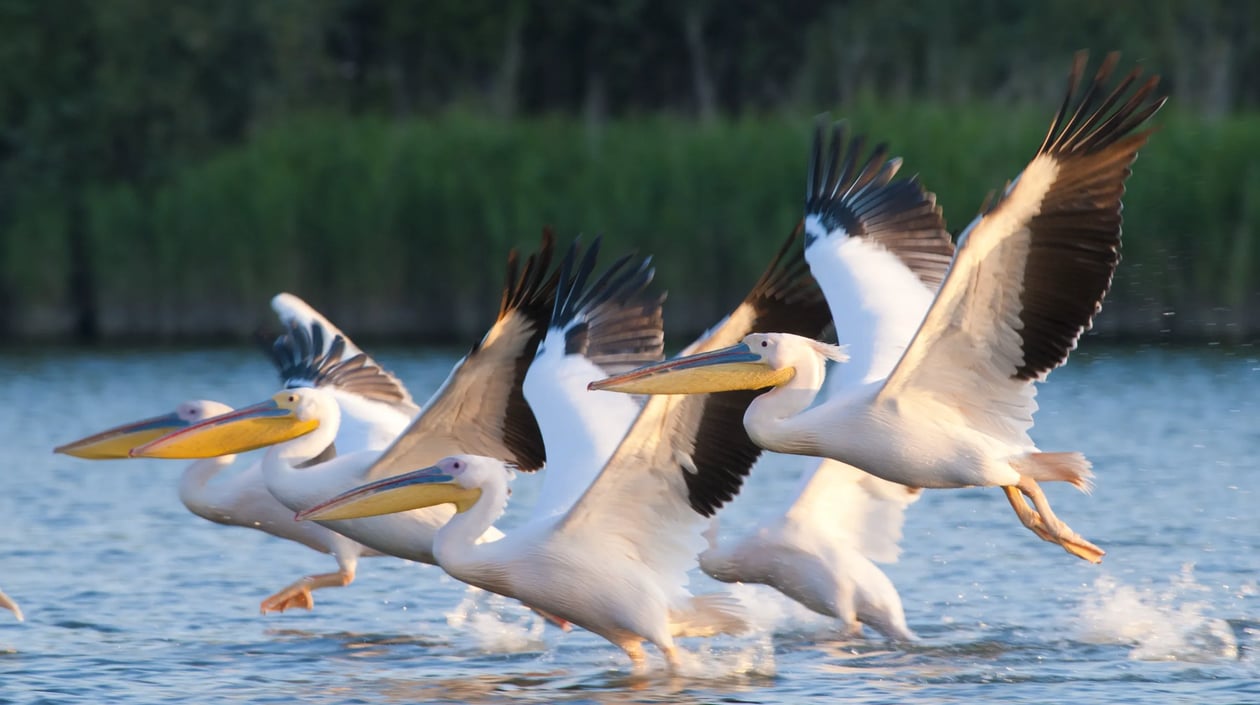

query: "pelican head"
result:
(130, 389), (327, 459)
(297, 455), (496, 521)
(54, 400), (234, 459)
(589, 333), (846, 395)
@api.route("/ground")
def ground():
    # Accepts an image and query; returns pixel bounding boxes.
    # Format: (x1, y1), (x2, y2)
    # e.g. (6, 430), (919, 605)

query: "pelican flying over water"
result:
(298, 229), (833, 670)
(691, 119), (953, 640)
(594, 51), (1167, 563)
(53, 293), (411, 612)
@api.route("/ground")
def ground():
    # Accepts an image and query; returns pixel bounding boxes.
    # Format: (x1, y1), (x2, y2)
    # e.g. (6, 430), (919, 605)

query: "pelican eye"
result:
(760, 340), (768, 348)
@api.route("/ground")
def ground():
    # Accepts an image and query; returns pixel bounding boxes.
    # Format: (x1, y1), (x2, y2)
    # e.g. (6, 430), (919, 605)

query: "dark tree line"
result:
(0, 0), (1255, 340)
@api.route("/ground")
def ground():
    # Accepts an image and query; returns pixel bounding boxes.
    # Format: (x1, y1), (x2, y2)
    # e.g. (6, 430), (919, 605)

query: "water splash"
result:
(1075, 565), (1238, 662)
(673, 632), (778, 679)
(725, 582), (835, 636)
(445, 586), (548, 654)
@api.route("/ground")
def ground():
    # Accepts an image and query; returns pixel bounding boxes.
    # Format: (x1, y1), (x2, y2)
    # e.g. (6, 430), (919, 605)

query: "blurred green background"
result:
(0, 0), (1256, 344)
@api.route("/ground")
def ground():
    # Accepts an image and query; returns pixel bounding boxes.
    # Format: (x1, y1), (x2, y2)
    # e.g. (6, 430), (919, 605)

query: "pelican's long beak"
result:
(588, 342), (795, 394)
(130, 397), (318, 459)
(54, 412), (190, 459)
(297, 466), (482, 521)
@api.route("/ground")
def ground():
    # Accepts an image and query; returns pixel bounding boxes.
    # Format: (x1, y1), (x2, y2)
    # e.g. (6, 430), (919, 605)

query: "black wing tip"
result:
(542, 233), (664, 369)
(499, 227), (562, 324)
(682, 389), (769, 518)
(1005, 52), (1168, 382)
(801, 115), (954, 288)
(483, 228), (575, 474)
(742, 223), (832, 339)
(1040, 50), (1168, 158)
(804, 114), (900, 232)
(675, 227), (829, 518)
(269, 319), (347, 389)
(557, 250), (657, 329)
(266, 318), (414, 407)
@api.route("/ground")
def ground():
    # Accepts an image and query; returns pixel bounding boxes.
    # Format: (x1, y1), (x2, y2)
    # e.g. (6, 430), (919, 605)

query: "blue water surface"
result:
(0, 344), (1257, 704)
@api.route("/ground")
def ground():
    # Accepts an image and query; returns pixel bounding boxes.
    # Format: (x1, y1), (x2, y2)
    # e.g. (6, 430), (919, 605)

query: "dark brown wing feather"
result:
(364, 231), (560, 480)
(1010, 51), (1166, 381)
(264, 319), (417, 414)
(552, 237), (665, 375)
(679, 224), (833, 516)
(805, 118), (954, 289)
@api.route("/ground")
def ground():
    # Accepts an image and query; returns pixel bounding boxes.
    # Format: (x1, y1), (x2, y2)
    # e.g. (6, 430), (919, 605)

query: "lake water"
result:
(1, 344), (1257, 704)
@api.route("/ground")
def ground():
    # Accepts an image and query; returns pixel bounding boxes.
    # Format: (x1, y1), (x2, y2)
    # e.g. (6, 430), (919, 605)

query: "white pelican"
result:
(0, 588), (21, 621)
(593, 52), (1167, 563)
(131, 236), (563, 572)
(693, 119), (953, 640)
(296, 229), (833, 671)
(53, 293), (412, 612)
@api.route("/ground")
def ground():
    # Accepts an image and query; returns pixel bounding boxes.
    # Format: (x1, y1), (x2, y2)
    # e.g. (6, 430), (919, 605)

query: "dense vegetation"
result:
(0, 1), (1256, 342)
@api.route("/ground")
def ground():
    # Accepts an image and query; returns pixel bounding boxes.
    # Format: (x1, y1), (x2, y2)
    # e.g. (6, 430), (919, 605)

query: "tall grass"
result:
(6, 106), (1259, 341)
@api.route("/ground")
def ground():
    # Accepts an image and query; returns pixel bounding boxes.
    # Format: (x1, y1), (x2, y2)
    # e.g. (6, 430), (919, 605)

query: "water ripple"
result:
(1, 347), (1258, 704)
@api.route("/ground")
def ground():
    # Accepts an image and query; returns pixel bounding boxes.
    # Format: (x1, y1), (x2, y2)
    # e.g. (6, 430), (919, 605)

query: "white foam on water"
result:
(1075, 564), (1239, 662)
(444, 586), (548, 654)
(672, 632), (778, 679)
(663, 582), (886, 679)
(440, 581), (890, 674)
(725, 582), (837, 635)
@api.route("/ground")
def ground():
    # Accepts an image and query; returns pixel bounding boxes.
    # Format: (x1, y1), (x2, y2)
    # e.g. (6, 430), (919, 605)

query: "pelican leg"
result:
(1001, 485), (1057, 543)
(839, 620), (865, 640)
(620, 639), (648, 673)
(532, 607), (573, 631)
(1005, 480), (1105, 564)
(0, 589), (23, 622)
(661, 643), (681, 672)
(260, 566), (355, 614)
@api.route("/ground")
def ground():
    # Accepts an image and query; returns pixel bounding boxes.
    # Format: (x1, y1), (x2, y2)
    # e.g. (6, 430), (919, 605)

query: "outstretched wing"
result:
(525, 238), (665, 519)
(265, 293), (418, 417)
(363, 232), (560, 481)
(803, 118), (953, 388)
(879, 52), (1166, 443)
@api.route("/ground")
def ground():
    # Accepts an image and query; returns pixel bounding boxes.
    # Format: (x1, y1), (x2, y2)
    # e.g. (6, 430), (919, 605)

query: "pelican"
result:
(593, 52), (1167, 563)
(0, 588), (21, 621)
(692, 115), (952, 640)
(53, 293), (413, 612)
(131, 236), (563, 573)
(296, 228), (833, 670)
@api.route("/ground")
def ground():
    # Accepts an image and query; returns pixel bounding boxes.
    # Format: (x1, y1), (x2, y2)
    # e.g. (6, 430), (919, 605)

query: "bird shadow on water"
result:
(349, 666), (777, 705)
(257, 626), (455, 661)
(255, 618), (783, 704)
